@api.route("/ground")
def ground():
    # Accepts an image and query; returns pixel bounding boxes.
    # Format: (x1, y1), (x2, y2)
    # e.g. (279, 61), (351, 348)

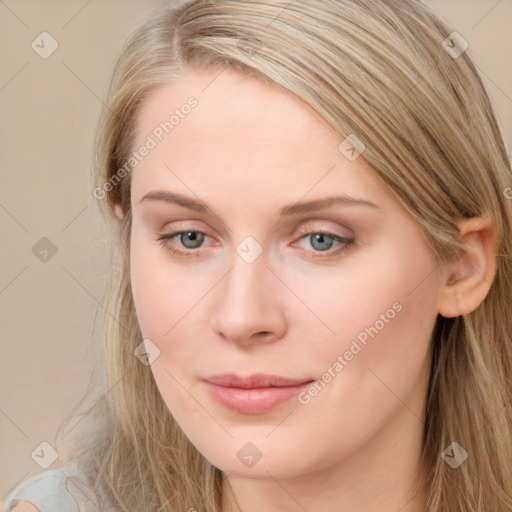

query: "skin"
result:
(123, 66), (497, 512)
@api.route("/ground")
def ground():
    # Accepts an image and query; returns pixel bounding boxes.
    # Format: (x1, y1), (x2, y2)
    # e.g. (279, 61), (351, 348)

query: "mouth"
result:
(202, 373), (314, 415)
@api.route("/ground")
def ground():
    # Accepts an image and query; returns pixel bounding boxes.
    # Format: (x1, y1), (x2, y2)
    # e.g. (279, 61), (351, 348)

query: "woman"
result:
(4, 0), (512, 511)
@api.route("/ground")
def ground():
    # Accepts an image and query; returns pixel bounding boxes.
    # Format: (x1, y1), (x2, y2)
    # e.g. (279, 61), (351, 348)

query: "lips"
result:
(202, 373), (314, 414)
(204, 373), (313, 388)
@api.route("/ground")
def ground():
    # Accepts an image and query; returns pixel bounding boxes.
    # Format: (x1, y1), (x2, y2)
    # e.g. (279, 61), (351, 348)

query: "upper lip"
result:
(203, 373), (313, 389)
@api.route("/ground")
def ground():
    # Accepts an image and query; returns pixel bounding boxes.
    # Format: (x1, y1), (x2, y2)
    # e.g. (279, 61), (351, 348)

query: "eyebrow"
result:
(139, 190), (381, 217)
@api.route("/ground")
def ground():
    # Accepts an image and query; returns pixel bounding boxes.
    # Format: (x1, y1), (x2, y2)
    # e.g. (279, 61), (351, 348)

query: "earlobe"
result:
(437, 214), (498, 318)
(114, 204), (125, 221)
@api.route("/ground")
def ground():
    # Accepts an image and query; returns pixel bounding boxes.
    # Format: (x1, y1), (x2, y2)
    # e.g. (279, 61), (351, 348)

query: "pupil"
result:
(312, 233), (332, 251)
(182, 231), (204, 248)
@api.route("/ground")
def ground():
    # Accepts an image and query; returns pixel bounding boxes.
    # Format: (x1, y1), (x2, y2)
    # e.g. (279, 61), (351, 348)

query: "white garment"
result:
(3, 461), (119, 512)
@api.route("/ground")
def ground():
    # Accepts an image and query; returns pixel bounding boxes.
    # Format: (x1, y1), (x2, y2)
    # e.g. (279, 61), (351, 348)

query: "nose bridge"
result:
(222, 245), (271, 315)
(210, 240), (285, 344)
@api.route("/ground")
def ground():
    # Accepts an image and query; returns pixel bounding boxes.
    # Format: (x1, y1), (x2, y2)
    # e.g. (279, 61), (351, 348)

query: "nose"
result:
(210, 248), (287, 347)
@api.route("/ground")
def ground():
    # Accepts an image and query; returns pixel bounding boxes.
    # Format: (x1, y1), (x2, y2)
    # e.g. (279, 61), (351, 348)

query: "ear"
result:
(114, 204), (125, 221)
(437, 213), (498, 318)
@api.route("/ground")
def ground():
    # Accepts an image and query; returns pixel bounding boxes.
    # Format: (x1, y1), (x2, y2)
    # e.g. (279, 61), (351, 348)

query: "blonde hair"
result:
(57, 1), (512, 510)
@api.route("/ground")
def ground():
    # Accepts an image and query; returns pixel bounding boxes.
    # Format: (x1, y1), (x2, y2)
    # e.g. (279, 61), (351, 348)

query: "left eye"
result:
(300, 232), (342, 251)
(174, 231), (206, 249)
(294, 231), (354, 258)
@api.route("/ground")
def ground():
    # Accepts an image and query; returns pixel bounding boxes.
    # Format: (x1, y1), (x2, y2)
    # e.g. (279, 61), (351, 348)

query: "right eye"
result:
(156, 230), (210, 256)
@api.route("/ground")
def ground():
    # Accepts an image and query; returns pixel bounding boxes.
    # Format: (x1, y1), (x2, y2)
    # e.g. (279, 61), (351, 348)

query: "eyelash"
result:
(156, 228), (354, 260)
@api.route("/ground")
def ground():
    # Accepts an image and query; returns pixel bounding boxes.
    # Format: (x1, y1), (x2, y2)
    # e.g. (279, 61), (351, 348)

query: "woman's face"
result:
(129, 66), (443, 478)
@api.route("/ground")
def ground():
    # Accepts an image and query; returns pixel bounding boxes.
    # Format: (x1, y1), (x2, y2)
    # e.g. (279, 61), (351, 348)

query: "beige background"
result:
(1, 0), (511, 502)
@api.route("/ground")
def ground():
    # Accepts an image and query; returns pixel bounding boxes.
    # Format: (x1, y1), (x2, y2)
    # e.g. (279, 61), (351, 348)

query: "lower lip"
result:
(204, 381), (313, 415)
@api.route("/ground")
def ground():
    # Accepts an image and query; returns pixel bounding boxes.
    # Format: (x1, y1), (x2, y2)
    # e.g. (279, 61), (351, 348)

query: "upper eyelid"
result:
(161, 223), (350, 235)
(159, 218), (353, 237)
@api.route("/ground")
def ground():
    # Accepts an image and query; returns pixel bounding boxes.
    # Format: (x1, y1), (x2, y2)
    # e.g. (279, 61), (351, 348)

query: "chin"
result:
(194, 434), (327, 480)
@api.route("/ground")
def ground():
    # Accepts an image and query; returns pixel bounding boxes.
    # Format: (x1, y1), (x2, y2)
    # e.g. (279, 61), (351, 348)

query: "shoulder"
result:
(2, 467), (76, 512)
(9, 503), (39, 512)
(2, 463), (118, 512)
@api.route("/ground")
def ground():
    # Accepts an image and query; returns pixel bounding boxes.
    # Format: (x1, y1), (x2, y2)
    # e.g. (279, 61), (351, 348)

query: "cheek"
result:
(129, 237), (205, 418)
(129, 227), (220, 386)
(289, 240), (438, 449)
(130, 254), (169, 340)
(281, 238), (437, 362)
(129, 226), (204, 340)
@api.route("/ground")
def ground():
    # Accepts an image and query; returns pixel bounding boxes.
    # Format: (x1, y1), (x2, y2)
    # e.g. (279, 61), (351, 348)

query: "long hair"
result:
(56, 1), (512, 510)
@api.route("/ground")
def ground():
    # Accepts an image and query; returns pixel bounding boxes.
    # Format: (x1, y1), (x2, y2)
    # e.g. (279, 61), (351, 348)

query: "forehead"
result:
(129, 66), (395, 212)
(134, 66), (339, 152)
